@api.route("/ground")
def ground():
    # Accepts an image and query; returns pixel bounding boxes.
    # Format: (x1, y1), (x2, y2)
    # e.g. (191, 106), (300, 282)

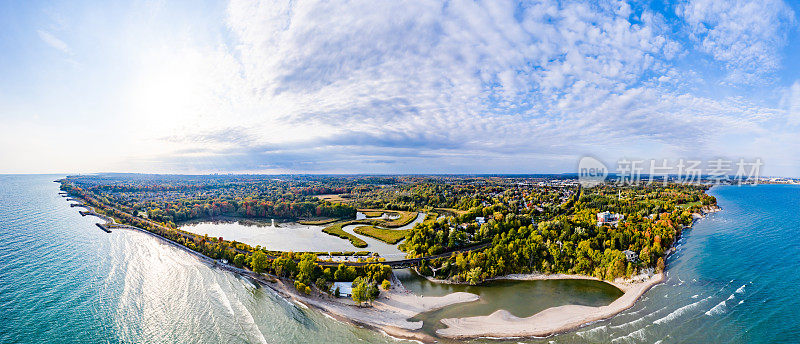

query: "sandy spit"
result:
(435, 272), (664, 339)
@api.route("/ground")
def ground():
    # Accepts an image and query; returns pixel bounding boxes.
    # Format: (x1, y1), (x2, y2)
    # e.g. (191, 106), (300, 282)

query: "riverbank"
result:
(435, 272), (664, 339)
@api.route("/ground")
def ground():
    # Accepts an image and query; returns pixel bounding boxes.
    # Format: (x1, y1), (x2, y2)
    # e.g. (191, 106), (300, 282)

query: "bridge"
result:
(315, 242), (492, 268)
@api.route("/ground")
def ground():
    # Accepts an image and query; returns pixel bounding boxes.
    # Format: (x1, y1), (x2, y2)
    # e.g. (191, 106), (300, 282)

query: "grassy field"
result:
(361, 211), (385, 218)
(297, 218), (339, 225)
(312, 194), (351, 203)
(677, 201), (702, 208)
(353, 225), (408, 244)
(321, 222), (367, 248)
(379, 211), (418, 227)
(433, 207), (468, 216)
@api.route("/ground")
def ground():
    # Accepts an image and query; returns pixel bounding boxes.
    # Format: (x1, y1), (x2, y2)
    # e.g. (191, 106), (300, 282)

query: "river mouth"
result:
(395, 269), (624, 337)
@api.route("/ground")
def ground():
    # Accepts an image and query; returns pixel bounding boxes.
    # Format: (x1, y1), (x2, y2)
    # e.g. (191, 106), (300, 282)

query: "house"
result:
(475, 217), (486, 225)
(597, 211), (624, 227)
(330, 282), (353, 297)
(623, 250), (637, 262)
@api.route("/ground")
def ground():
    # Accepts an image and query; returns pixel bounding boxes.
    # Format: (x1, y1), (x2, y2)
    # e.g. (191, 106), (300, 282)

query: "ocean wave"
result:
(735, 284), (746, 294)
(611, 326), (648, 343)
(705, 300), (727, 316)
(625, 305), (647, 316)
(576, 325), (607, 339)
(230, 293), (268, 344)
(611, 305), (668, 330)
(654, 296), (712, 325)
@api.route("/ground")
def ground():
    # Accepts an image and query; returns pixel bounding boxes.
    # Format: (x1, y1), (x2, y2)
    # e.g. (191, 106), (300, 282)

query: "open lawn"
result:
(677, 201), (702, 208)
(353, 225), (408, 244)
(433, 207), (468, 216)
(379, 211), (418, 227)
(361, 211), (385, 218)
(311, 194), (351, 203)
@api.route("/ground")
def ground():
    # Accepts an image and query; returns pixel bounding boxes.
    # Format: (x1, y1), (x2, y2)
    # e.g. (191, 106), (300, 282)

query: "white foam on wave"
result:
(735, 284), (746, 294)
(705, 300), (727, 316)
(691, 294), (699, 299)
(654, 296), (712, 325)
(229, 291), (268, 344)
(576, 325), (607, 338)
(293, 300), (309, 309)
(610, 315), (647, 330)
(610, 305), (668, 330)
(210, 282), (235, 316)
(625, 305), (646, 316)
(611, 326), (648, 343)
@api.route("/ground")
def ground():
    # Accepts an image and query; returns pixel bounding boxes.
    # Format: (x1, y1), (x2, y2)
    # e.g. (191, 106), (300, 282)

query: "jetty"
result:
(95, 223), (112, 233)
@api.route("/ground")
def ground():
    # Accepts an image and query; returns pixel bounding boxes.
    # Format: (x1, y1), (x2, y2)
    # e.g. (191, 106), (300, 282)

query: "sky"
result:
(1, 0), (799, 176)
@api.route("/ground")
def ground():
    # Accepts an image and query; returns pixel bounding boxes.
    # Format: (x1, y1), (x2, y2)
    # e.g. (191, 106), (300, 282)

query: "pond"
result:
(178, 213), (426, 259)
(394, 269), (624, 336)
(179, 220), (359, 253)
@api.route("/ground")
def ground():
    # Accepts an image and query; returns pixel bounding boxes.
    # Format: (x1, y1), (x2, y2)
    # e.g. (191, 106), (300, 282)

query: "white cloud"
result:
(122, 0), (786, 174)
(207, 0), (772, 159)
(676, 0), (796, 83)
(6, 0), (797, 175)
(782, 80), (800, 126)
(37, 30), (70, 54)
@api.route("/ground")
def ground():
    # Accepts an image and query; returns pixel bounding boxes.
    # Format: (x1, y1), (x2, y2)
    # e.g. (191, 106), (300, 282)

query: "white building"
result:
(597, 211), (624, 227)
(330, 282), (353, 297)
(623, 250), (637, 262)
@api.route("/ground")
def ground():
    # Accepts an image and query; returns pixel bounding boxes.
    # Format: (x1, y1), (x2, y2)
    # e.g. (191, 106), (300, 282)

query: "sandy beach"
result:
(435, 272), (664, 339)
(256, 277), (479, 342)
(73, 199), (672, 342)
(122, 216), (664, 342)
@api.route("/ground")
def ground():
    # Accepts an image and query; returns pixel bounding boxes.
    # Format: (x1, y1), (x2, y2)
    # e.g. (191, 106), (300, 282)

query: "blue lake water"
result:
(1, 175), (799, 343)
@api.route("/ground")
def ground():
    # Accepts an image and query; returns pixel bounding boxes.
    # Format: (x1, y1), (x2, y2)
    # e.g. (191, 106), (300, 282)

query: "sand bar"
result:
(436, 272), (664, 338)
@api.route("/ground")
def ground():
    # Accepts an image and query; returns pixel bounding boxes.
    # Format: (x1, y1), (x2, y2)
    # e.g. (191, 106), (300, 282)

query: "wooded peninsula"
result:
(59, 173), (718, 338)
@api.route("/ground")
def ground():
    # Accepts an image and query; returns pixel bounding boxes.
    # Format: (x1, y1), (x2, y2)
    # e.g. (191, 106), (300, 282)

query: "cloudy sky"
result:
(1, 0), (799, 176)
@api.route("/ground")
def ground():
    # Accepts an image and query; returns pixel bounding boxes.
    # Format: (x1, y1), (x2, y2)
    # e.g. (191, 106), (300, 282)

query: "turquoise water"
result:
(1, 175), (799, 343)
(0, 175), (412, 344)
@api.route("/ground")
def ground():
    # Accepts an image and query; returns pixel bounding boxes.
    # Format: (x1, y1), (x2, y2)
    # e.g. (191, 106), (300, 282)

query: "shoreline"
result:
(435, 272), (664, 339)
(65, 192), (721, 342)
(429, 204), (721, 339)
(72, 202), (475, 343)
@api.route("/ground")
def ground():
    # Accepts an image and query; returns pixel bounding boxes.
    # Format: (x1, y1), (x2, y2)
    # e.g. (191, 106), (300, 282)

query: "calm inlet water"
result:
(395, 269), (623, 336)
(1, 175), (799, 343)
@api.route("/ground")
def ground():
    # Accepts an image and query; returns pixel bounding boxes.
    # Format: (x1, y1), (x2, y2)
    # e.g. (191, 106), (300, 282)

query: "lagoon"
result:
(395, 269), (624, 336)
